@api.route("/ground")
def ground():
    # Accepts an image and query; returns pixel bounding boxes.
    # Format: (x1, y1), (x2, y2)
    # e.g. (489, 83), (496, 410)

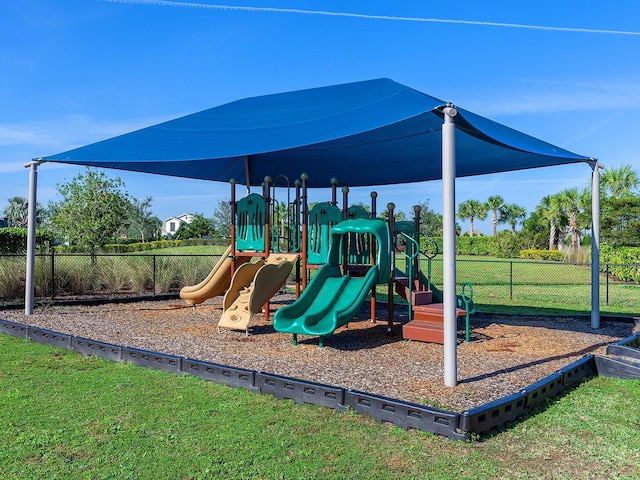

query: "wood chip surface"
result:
(2, 295), (637, 412)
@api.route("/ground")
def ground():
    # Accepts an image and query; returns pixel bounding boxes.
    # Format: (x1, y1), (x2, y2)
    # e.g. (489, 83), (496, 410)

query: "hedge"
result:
(600, 244), (640, 283)
(101, 238), (221, 253)
(420, 236), (497, 256)
(520, 249), (565, 261)
(0, 228), (56, 254)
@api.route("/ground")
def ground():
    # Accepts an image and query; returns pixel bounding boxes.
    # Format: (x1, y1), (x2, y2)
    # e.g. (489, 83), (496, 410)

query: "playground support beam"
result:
(24, 159), (42, 315)
(591, 161), (603, 329)
(441, 105), (458, 387)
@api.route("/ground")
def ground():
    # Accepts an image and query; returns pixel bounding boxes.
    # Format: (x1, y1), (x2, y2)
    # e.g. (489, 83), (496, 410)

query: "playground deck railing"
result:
(1, 253), (639, 315)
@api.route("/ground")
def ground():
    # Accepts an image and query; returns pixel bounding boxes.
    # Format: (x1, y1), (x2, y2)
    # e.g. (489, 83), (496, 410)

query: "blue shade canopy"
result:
(40, 78), (592, 187)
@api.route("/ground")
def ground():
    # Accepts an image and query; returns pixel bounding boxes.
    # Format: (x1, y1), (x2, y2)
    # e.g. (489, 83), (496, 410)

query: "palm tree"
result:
(557, 187), (590, 250)
(485, 195), (504, 236)
(601, 164), (639, 198)
(538, 194), (564, 250)
(3, 196), (28, 228)
(499, 203), (526, 234)
(456, 199), (486, 236)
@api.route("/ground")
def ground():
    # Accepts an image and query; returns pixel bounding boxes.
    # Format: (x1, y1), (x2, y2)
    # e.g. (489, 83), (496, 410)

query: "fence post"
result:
(509, 261), (513, 300)
(605, 263), (609, 306)
(50, 250), (55, 300)
(153, 255), (157, 296)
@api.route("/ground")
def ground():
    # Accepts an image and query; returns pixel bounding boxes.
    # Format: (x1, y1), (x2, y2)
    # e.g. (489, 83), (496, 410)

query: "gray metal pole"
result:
(442, 105), (458, 387)
(591, 161), (602, 329)
(24, 160), (42, 315)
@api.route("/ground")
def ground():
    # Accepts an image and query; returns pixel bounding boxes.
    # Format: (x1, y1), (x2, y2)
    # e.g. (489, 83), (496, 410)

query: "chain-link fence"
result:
(423, 258), (640, 315)
(1, 253), (639, 314)
(0, 252), (221, 304)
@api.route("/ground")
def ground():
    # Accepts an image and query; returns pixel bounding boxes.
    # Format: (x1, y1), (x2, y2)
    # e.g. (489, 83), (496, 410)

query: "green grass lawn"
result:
(1, 335), (638, 479)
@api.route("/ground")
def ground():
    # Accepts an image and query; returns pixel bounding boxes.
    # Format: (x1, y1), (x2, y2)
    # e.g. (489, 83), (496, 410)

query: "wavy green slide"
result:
(273, 217), (390, 344)
(273, 263), (378, 338)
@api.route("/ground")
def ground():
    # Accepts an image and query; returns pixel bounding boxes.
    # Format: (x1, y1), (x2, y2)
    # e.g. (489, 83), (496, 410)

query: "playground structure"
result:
(180, 173), (474, 345)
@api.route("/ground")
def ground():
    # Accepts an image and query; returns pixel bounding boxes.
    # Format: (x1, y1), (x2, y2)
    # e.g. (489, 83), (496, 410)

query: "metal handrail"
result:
(396, 232), (419, 321)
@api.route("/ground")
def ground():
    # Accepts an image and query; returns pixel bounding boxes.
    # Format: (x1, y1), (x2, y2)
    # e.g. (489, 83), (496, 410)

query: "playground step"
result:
(595, 354), (640, 380)
(394, 278), (433, 305)
(402, 320), (444, 344)
(606, 344), (640, 362)
(412, 303), (467, 323)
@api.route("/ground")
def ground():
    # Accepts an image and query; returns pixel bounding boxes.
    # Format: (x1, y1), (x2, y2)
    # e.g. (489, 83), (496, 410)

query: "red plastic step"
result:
(394, 278), (433, 305)
(413, 303), (466, 322)
(402, 320), (444, 344)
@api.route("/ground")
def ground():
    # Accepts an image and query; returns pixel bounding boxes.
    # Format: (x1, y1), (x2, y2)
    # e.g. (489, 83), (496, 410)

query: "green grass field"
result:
(0, 335), (638, 479)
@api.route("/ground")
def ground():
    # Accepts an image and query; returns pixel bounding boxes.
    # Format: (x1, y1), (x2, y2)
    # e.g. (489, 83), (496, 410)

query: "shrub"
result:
(419, 236), (496, 256)
(101, 238), (220, 253)
(456, 236), (494, 255)
(520, 249), (565, 261)
(0, 228), (55, 254)
(600, 245), (640, 283)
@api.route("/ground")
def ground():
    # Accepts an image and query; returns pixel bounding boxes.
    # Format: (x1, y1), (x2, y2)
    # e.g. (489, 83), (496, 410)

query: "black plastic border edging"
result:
(71, 336), (122, 362)
(520, 371), (565, 411)
(0, 319), (28, 338)
(0, 318), (615, 440)
(345, 389), (467, 441)
(27, 326), (72, 350)
(610, 332), (640, 349)
(460, 391), (527, 434)
(559, 355), (596, 388)
(121, 346), (182, 374)
(183, 358), (258, 392)
(256, 372), (347, 412)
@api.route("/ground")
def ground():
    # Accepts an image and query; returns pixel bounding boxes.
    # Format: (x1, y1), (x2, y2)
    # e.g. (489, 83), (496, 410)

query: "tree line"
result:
(2, 164), (639, 254)
(453, 164), (640, 252)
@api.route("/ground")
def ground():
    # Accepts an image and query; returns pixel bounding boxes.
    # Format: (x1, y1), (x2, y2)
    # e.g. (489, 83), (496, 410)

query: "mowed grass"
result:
(1, 335), (638, 479)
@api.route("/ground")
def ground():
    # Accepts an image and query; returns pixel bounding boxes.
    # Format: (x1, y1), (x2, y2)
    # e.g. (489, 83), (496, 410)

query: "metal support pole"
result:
(413, 205), (422, 283)
(230, 179), (237, 277)
(370, 191), (377, 322)
(442, 105), (458, 387)
(387, 202), (395, 334)
(301, 173), (309, 291)
(294, 179), (302, 297)
(24, 160), (42, 315)
(263, 176), (272, 321)
(331, 177), (338, 206)
(342, 186), (349, 275)
(50, 250), (55, 300)
(591, 161), (602, 329)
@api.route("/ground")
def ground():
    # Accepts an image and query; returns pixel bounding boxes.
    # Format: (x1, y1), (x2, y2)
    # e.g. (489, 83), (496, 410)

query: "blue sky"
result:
(2, 1), (640, 234)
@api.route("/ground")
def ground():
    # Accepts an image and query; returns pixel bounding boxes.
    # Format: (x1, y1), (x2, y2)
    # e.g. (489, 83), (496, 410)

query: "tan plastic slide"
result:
(218, 253), (298, 334)
(179, 245), (250, 305)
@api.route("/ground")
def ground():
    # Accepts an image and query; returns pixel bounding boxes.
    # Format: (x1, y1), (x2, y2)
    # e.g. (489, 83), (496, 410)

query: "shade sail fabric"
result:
(40, 78), (592, 187)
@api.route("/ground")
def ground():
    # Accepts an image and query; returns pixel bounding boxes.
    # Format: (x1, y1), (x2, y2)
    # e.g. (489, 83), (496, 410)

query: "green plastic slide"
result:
(273, 217), (390, 341)
(273, 263), (378, 336)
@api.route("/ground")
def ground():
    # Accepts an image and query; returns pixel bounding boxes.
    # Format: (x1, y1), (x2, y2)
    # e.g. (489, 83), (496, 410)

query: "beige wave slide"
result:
(218, 253), (298, 334)
(179, 245), (250, 306)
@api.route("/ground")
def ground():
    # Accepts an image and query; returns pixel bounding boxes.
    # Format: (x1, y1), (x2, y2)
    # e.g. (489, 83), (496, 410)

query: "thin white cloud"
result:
(460, 81), (640, 117)
(0, 114), (171, 153)
(100, 0), (640, 36)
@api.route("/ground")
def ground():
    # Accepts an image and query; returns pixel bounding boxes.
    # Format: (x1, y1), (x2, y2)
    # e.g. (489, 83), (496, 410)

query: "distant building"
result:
(161, 213), (195, 238)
